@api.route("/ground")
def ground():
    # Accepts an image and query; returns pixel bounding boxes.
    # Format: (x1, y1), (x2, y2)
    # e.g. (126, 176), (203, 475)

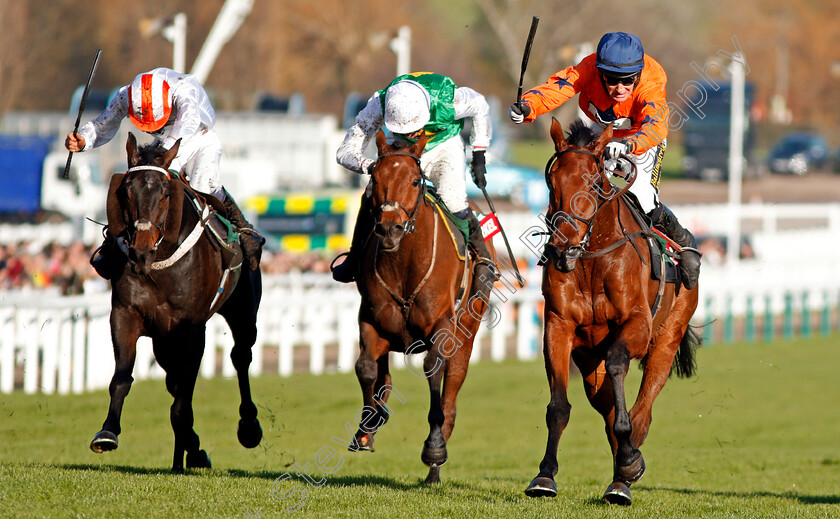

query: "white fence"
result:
(3, 202), (840, 395)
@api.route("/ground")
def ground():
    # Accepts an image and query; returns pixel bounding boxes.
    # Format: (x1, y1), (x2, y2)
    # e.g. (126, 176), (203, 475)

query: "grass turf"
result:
(1, 335), (839, 518)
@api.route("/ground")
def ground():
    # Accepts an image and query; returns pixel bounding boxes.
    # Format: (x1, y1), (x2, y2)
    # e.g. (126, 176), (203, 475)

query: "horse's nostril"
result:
(392, 224), (404, 236)
(374, 223), (386, 236)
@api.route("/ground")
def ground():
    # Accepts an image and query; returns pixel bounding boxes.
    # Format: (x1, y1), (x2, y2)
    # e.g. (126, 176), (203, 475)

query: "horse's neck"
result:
(591, 198), (629, 246)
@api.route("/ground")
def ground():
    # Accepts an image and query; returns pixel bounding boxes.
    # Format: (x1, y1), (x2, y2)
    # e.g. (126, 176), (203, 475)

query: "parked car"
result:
(768, 132), (829, 175)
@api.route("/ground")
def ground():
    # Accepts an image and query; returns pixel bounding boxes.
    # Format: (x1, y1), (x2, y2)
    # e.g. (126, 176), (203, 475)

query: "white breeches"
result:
(420, 136), (469, 213)
(614, 138), (666, 214)
(161, 129), (224, 200)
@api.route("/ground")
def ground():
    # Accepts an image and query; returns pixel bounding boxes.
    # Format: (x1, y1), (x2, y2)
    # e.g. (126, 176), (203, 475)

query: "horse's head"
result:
(368, 130), (427, 252)
(543, 118), (614, 272)
(106, 133), (185, 275)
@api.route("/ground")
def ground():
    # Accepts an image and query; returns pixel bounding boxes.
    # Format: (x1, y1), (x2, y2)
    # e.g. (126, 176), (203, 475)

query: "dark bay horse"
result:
(351, 131), (496, 484)
(89, 133), (263, 472)
(525, 119), (700, 505)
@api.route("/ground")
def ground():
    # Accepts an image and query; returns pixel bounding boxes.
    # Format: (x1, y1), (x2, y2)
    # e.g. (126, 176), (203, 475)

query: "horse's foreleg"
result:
(372, 354), (393, 426)
(440, 337), (472, 442)
(572, 349), (618, 456)
(352, 322), (386, 452)
(525, 316), (573, 498)
(163, 331), (209, 473)
(421, 344), (447, 474)
(605, 336), (645, 488)
(90, 311), (141, 453)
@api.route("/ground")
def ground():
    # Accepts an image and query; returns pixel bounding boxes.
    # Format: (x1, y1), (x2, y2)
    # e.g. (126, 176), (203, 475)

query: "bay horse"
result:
(350, 131), (496, 484)
(525, 119), (700, 505)
(89, 133), (263, 472)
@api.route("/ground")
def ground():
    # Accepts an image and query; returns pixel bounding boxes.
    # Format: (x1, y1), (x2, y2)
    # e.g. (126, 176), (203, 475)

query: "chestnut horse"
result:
(350, 131), (496, 484)
(89, 133), (263, 472)
(525, 119), (700, 505)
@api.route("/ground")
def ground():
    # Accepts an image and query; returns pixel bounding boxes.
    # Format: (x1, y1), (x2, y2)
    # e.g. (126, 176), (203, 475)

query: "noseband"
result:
(372, 150), (426, 235)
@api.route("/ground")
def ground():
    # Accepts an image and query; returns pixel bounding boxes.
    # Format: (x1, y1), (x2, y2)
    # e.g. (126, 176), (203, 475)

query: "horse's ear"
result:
(162, 177), (185, 244)
(375, 130), (388, 156)
(126, 133), (140, 168)
(162, 139), (181, 170)
(549, 117), (568, 153)
(591, 124), (614, 157)
(410, 132), (427, 157)
(105, 173), (127, 237)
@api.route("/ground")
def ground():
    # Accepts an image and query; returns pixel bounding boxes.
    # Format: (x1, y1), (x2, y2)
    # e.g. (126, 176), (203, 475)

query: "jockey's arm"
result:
(76, 87), (130, 151)
(624, 81), (669, 154)
(453, 87), (491, 150)
(520, 63), (582, 123)
(336, 93), (383, 175)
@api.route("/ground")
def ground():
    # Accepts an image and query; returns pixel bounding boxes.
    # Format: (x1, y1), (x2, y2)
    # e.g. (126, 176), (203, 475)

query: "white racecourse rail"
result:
(2, 203), (839, 395)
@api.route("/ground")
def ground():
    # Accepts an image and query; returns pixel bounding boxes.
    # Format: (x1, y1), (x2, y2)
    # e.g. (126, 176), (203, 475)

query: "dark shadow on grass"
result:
(645, 486), (840, 505)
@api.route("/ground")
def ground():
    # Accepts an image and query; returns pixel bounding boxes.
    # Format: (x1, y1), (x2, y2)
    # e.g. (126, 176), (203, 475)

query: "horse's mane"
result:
(567, 120), (597, 147)
(137, 142), (169, 165)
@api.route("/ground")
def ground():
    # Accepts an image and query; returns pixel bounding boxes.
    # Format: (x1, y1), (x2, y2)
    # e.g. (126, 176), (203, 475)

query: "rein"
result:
(122, 165), (208, 271)
(544, 147), (649, 260)
(372, 150), (427, 235)
(370, 149), (439, 318)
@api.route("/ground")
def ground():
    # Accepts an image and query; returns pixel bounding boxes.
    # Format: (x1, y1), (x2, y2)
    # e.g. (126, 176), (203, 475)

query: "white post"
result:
(190, 0), (254, 83)
(390, 26), (412, 77)
(162, 13), (187, 73)
(726, 61), (745, 267)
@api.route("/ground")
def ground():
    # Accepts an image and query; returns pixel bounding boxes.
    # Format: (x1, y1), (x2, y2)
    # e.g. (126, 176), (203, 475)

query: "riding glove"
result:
(509, 103), (531, 124)
(471, 149), (487, 189)
(604, 140), (630, 160)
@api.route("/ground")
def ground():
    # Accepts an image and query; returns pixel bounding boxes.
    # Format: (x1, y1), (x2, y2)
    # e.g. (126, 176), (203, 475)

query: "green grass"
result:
(2, 336), (839, 518)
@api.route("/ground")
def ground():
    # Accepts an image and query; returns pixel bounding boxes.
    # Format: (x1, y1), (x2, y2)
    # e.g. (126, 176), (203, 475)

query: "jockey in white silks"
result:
(65, 67), (263, 277)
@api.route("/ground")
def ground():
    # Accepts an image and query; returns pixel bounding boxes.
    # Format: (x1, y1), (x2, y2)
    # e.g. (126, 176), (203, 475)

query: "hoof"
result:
(615, 451), (646, 484)
(349, 433), (374, 452)
(90, 430), (118, 453)
(237, 418), (263, 449)
(424, 465), (441, 485)
(603, 481), (632, 506)
(186, 449), (212, 469)
(524, 476), (557, 497)
(420, 441), (448, 467)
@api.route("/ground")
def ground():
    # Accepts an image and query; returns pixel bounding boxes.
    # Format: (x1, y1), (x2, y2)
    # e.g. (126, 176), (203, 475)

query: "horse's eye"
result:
(412, 178), (420, 187)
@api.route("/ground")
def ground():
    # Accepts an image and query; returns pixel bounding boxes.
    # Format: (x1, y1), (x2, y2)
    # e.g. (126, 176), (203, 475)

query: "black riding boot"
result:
(90, 232), (116, 280)
(649, 203), (701, 290)
(222, 189), (265, 271)
(464, 210), (497, 283)
(331, 195), (374, 283)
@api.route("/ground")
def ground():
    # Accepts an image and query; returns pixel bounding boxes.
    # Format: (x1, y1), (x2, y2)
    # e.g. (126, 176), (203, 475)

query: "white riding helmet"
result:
(383, 80), (431, 135)
(128, 71), (172, 133)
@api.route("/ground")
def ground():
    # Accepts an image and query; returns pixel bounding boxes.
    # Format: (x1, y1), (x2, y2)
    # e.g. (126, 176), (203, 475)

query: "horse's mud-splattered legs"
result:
(421, 345), (447, 474)
(91, 310), (142, 452)
(164, 331), (208, 473)
(525, 317), (573, 497)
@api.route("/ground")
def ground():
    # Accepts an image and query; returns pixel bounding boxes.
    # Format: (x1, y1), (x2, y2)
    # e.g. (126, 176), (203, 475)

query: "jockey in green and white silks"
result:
(332, 72), (495, 284)
(336, 72), (491, 215)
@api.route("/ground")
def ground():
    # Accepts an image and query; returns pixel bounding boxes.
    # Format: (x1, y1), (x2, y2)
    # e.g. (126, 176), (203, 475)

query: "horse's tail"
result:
(672, 324), (702, 379)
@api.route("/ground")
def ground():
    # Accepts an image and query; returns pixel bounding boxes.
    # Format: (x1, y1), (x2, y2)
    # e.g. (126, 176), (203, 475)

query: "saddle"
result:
(423, 189), (468, 261)
(178, 176), (243, 272)
(621, 193), (680, 286)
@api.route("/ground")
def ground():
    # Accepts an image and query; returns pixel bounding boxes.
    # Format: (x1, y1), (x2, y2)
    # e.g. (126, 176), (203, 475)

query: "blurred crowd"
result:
(0, 240), (336, 295)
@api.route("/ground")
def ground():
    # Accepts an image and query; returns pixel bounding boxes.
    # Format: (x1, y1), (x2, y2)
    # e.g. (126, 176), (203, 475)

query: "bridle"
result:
(543, 147), (641, 257)
(370, 150), (426, 235)
(123, 165), (171, 252)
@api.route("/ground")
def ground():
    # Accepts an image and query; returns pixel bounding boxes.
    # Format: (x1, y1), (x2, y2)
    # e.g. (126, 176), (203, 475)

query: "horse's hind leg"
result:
(161, 331), (210, 473)
(91, 310), (141, 453)
(220, 267), (263, 448)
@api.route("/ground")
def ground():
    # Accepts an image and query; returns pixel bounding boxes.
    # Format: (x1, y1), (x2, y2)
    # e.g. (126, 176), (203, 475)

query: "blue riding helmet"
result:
(595, 32), (645, 76)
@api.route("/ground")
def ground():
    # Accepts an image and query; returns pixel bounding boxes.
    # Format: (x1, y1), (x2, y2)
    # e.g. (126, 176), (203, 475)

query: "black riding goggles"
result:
(602, 73), (638, 86)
